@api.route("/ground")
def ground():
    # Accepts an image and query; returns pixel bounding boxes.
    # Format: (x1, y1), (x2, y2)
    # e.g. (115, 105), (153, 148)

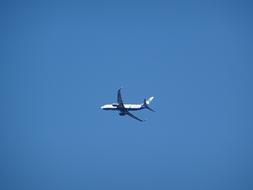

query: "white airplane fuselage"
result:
(101, 104), (144, 111)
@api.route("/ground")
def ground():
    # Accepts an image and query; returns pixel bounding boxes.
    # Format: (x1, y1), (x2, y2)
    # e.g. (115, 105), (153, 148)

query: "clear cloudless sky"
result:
(1, 1), (253, 190)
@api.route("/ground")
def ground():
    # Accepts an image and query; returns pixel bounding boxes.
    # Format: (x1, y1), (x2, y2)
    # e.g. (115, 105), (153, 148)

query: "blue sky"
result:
(1, 1), (253, 190)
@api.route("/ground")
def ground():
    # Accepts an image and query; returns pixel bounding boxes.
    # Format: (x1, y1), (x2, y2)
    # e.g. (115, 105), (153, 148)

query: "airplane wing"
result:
(126, 111), (145, 122)
(117, 88), (124, 108)
(117, 88), (144, 122)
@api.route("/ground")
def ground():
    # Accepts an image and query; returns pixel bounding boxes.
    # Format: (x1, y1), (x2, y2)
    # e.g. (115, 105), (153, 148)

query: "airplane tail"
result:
(143, 97), (155, 112)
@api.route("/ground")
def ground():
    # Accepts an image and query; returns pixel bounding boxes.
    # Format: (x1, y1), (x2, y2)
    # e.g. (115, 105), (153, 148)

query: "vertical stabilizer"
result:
(146, 96), (154, 104)
(143, 97), (155, 112)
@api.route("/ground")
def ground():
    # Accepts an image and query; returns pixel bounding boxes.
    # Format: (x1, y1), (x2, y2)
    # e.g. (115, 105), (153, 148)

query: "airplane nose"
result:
(101, 105), (105, 109)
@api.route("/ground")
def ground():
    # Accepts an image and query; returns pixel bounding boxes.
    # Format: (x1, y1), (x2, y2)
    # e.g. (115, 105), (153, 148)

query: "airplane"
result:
(101, 88), (155, 122)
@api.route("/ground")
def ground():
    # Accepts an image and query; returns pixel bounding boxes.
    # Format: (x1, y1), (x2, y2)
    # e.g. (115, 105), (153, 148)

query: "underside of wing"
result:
(126, 111), (145, 122)
(117, 88), (124, 108)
